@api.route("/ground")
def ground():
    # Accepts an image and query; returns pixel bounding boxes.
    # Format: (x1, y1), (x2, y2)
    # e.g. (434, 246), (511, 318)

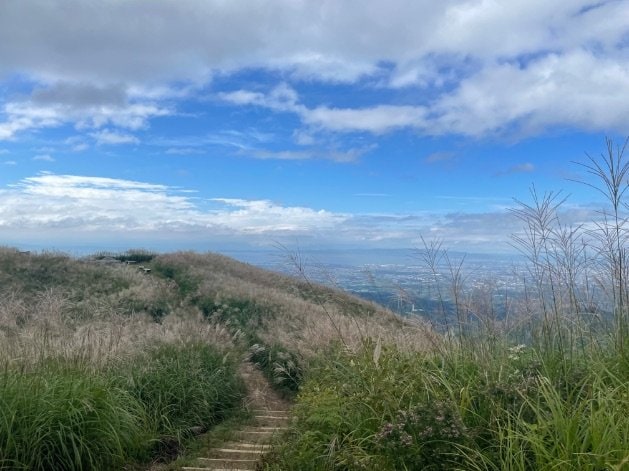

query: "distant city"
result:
(225, 248), (528, 322)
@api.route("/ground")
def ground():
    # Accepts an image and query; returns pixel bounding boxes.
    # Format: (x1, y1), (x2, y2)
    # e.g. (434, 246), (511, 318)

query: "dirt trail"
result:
(181, 362), (291, 471)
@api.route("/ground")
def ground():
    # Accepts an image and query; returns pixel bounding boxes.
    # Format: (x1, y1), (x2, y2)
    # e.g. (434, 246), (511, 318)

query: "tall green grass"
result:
(263, 343), (628, 471)
(0, 342), (245, 470)
(0, 365), (146, 470)
(115, 342), (245, 439)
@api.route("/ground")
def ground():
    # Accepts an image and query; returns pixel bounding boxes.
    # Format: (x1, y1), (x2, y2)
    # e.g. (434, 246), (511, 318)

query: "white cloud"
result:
(221, 84), (428, 134)
(219, 83), (301, 112)
(64, 136), (89, 152)
(3, 1), (623, 85)
(0, 1), (627, 141)
(3, 160), (16, 166)
(222, 47), (629, 137)
(0, 91), (170, 141)
(72, 143), (89, 152)
(0, 172), (507, 248)
(429, 50), (629, 136)
(0, 174), (346, 238)
(303, 105), (427, 133)
(0, 172), (609, 251)
(209, 198), (345, 233)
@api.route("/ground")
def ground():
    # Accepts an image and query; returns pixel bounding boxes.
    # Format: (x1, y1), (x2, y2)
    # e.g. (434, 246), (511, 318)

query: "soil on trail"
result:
(180, 362), (292, 471)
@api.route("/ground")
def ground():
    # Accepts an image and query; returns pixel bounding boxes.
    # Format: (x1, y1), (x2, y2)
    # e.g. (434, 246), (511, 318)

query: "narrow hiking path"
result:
(181, 362), (291, 471)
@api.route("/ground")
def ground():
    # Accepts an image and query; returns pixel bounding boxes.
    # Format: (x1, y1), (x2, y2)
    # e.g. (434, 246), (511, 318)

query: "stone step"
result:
(210, 448), (265, 461)
(184, 469), (251, 471)
(256, 426), (288, 431)
(251, 409), (289, 415)
(183, 468), (251, 471)
(224, 442), (271, 450)
(183, 467), (253, 471)
(253, 416), (289, 427)
(233, 430), (275, 443)
(198, 457), (258, 470)
(187, 361), (291, 471)
(213, 448), (264, 454)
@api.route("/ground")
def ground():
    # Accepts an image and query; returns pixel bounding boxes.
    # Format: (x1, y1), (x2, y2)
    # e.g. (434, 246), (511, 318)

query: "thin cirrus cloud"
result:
(493, 162), (536, 177)
(33, 154), (55, 162)
(91, 130), (140, 146)
(246, 147), (371, 163)
(219, 85), (429, 134)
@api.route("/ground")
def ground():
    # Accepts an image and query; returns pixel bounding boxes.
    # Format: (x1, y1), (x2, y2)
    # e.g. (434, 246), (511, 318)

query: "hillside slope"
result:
(0, 247), (434, 470)
(0, 247), (434, 381)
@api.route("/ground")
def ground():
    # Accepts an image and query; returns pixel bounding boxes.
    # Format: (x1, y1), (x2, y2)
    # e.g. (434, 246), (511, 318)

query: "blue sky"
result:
(0, 0), (628, 254)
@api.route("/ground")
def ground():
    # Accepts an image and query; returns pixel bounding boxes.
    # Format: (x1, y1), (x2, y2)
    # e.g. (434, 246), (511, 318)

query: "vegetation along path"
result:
(182, 362), (291, 471)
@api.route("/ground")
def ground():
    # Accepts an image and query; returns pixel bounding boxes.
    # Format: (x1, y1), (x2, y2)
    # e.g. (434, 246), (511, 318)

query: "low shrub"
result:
(152, 259), (200, 297)
(113, 250), (156, 264)
(248, 343), (303, 396)
(198, 297), (271, 338)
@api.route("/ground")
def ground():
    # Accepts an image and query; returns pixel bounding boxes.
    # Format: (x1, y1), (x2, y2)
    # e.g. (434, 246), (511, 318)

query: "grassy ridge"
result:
(0, 249), (250, 470)
(147, 251), (431, 396)
(0, 247), (426, 469)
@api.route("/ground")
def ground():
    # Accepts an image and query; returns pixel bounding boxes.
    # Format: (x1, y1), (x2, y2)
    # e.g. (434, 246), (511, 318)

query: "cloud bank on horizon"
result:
(0, 0), (626, 252)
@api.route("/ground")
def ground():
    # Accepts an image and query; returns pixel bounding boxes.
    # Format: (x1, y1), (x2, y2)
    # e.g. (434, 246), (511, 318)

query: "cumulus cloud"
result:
(209, 198), (344, 233)
(0, 173), (608, 251)
(0, 83), (169, 141)
(429, 50), (629, 136)
(2, 1), (625, 84)
(221, 48), (629, 137)
(0, 1), (627, 142)
(164, 147), (205, 155)
(31, 83), (127, 108)
(0, 174), (346, 238)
